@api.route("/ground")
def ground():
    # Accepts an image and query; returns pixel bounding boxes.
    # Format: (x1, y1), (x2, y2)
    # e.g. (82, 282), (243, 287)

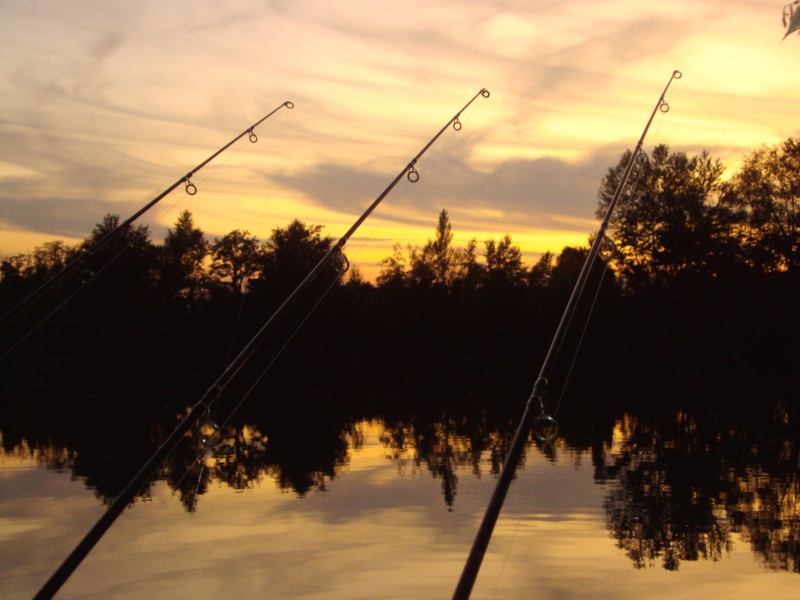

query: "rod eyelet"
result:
(533, 413), (559, 443)
(332, 250), (350, 274)
(453, 118), (462, 131)
(199, 417), (222, 447)
(81, 269), (95, 285)
(248, 129), (258, 143)
(185, 178), (197, 195)
(407, 167), (419, 183)
(599, 236), (617, 259)
(284, 101), (294, 109)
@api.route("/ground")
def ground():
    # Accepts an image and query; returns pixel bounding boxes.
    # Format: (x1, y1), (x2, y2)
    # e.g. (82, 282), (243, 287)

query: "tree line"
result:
(1, 137), (799, 400)
(1, 138), (799, 564)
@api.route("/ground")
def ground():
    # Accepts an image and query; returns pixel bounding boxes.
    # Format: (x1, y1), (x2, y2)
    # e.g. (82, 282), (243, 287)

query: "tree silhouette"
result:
(376, 242), (407, 287)
(209, 229), (262, 295)
(407, 209), (461, 287)
(483, 234), (525, 289)
(0, 242), (76, 317)
(724, 137), (800, 272)
(160, 210), (208, 300)
(597, 145), (741, 287)
(31, 241), (72, 280)
(527, 251), (554, 298)
(252, 219), (333, 297)
(81, 213), (157, 293)
(451, 237), (483, 296)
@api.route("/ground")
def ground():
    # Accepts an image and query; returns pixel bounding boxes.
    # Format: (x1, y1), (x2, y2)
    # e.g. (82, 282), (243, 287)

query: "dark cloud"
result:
(90, 32), (126, 61)
(0, 196), (142, 242)
(274, 140), (625, 234)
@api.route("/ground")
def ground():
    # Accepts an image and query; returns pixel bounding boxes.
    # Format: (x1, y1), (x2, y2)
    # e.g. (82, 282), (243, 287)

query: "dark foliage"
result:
(1, 139), (799, 573)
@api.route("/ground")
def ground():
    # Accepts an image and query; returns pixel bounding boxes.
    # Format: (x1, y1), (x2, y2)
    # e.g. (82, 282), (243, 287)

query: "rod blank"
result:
(33, 88), (490, 600)
(451, 70), (682, 600)
(1, 101), (294, 331)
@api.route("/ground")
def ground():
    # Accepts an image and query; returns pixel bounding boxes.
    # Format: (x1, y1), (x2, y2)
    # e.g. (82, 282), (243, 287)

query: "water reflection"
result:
(596, 398), (800, 572)
(1, 383), (799, 576)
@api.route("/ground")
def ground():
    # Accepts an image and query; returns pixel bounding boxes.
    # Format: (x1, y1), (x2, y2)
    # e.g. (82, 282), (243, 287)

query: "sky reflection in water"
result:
(1, 420), (798, 599)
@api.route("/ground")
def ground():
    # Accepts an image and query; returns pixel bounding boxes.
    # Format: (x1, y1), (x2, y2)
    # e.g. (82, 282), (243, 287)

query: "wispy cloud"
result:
(0, 0), (797, 261)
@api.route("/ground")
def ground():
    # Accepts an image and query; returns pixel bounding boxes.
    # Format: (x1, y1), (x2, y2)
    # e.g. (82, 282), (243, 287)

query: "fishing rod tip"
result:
(480, 89), (490, 98)
(672, 70), (682, 79)
(284, 101), (295, 109)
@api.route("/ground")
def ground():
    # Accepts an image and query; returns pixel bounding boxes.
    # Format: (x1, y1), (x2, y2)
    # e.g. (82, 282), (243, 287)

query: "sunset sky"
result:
(1, 1), (798, 279)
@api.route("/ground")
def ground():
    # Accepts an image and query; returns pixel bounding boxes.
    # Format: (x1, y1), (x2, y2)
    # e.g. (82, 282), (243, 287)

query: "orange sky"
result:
(1, 1), (798, 280)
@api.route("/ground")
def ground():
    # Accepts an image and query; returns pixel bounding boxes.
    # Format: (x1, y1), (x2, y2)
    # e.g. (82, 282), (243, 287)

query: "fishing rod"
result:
(451, 70), (682, 600)
(33, 87), (490, 600)
(0, 101), (294, 330)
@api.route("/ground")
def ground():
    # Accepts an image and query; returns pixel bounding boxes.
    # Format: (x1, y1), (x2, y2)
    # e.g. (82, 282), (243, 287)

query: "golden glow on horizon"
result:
(1, 1), (799, 284)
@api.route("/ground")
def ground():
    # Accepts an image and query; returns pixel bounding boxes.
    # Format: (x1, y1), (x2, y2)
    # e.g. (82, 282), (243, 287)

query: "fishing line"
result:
(552, 257), (613, 417)
(353, 93), (489, 271)
(188, 109), (293, 502)
(219, 272), (342, 432)
(33, 88), (491, 600)
(551, 110), (663, 415)
(180, 201), (385, 505)
(430, 93), (487, 158)
(0, 104), (295, 361)
(222, 108), (292, 370)
(7, 127), (255, 358)
(344, 148), (438, 276)
(144, 127), (254, 236)
(149, 125), (256, 227)
(452, 72), (682, 600)
(550, 78), (750, 412)
(0, 235), (132, 362)
(334, 194), (403, 279)
(198, 226), (369, 492)
(190, 462), (206, 512)
(675, 78), (736, 147)
(192, 111), (293, 502)
(649, 76), (676, 144)
(312, 92), (489, 277)
(490, 513), (525, 600)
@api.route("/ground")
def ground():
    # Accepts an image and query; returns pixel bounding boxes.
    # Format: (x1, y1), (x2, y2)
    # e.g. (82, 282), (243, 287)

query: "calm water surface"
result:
(2, 418), (798, 599)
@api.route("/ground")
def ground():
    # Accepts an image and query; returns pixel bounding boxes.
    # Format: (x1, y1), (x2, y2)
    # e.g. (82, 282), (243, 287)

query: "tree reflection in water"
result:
(2, 384), (799, 574)
(381, 417), (488, 510)
(167, 414), (367, 512)
(595, 397), (800, 572)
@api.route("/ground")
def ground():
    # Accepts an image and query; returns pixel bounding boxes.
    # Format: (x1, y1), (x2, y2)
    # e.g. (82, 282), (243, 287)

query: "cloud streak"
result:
(0, 0), (798, 264)
(274, 137), (620, 235)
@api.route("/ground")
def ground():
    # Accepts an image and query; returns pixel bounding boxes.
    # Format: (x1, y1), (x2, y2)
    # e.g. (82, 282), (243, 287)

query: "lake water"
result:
(2, 412), (799, 599)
